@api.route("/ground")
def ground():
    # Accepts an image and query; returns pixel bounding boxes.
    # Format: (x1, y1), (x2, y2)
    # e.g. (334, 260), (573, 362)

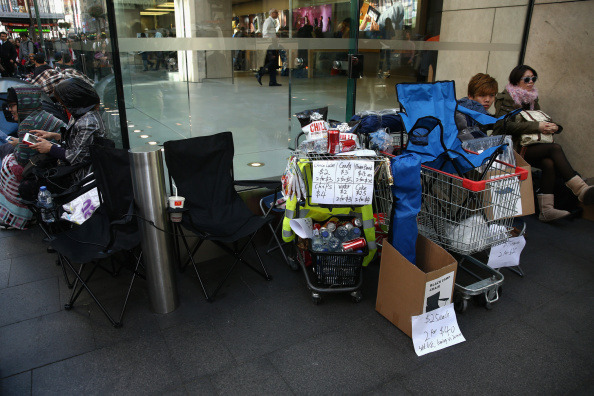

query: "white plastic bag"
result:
(61, 187), (101, 225)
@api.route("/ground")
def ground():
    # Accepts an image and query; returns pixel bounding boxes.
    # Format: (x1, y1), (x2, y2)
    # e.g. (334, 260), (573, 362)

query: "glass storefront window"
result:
(1, 0), (529, 178)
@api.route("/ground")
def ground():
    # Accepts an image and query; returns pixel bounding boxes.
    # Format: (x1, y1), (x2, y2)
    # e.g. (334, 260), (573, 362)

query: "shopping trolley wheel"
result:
(287, 257), (300, 271)
(311, 292), (322, 305)
(351, 290), (363, 303)
(454, 295), (467, 313)
(64, 303), (72, 310)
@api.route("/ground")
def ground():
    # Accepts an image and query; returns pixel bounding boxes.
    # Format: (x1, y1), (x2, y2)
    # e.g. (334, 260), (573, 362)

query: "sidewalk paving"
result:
(1, 215), (593, 395)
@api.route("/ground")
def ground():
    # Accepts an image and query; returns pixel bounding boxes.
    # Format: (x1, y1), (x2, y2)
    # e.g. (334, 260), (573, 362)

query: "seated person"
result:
(455, 73), (498, 141)
(493, 65), (593, 222)
(26, 78), (106, 196)
(0, 86), (65, 230)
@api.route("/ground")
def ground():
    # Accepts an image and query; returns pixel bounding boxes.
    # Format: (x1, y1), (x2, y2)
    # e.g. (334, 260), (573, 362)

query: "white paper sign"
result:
(487, 235), (526, 269)
(411, 303), (466, 356)
(312, 160), (374, 205)
(423, 271), (455, 313)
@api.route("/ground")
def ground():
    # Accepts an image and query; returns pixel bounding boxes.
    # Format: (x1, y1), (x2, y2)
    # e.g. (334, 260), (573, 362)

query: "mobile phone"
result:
(367, 6), (381, 23)
(23, 133), (38, 146)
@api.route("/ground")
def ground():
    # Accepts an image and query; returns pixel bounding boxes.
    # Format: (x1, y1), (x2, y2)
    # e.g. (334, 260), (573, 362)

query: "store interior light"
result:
(144, 8), (172, 12)
(140, 134), (150, 138)
(157, 2), (175, 7)
(247, 162), (265, 167)
(148, 141), (158, 145)
(140, 11), (169, 16)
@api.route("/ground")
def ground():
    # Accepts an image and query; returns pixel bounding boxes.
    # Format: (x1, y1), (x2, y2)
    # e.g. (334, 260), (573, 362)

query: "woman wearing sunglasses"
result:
(494, 64), (593, 222)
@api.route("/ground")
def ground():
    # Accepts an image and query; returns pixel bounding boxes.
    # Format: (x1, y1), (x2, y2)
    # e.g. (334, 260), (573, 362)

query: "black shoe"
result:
(255, 72), (262, 85)
(269, 83), (282, 87)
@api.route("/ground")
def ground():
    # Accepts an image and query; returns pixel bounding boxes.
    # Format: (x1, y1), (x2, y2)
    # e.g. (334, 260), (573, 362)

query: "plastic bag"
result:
(295, 107), (329, 140)
(60, 186), (100, 225)
(369, 128), (391, 151)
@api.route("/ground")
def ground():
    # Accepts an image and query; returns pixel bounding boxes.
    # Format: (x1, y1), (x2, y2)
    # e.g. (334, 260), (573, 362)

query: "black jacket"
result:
(0, 40), (17, 72)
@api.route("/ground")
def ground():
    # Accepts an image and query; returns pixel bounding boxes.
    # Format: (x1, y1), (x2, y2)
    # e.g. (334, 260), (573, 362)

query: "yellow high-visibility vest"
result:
(282, 159), (377, 266)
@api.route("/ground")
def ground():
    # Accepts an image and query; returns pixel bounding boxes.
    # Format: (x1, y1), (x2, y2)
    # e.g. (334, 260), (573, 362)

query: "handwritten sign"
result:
(487, 235), (526, 269)
(312, 160), (374, 205)
(411, 303), (466, 356)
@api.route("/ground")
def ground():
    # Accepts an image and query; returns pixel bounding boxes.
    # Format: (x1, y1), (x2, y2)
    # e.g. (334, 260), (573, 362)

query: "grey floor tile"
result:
(161, 320), (236, 382)
(0, 277), (61, 327)
(400, 320), (593, 395)
(365, 374), (412, 395)
(268, 319), (419, 395)
(0, 310), (95, 378)
(0, 371), (31, 395)
(32, 335), (182, 395)
(212, 289), (372, 363)
(520, 284), (594, 353)
(183, 376), (217, 395)
(0, 258), (9, 289)
(0, 228), (47, 260)
(209, 357), (293, 395)
(8, 252), (61, 287)
(87, 293), (161, 349)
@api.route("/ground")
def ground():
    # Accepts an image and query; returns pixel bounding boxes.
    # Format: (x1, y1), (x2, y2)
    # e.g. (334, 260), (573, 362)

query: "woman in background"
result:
(494, 65), (593, 222)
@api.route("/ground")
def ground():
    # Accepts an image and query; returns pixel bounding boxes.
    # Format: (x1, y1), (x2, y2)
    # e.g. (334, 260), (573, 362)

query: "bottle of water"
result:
(326, 234), (341, 252)
(38, 186), (55, 223)
(349, 227), (362, 239)
(311, 229), (326, 252)
(336, 223), (354, 241)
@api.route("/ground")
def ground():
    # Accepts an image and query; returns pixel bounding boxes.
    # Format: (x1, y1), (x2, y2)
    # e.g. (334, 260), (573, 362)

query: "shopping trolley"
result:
(288, 151), (389, 304)
(418, 159), (528, 312)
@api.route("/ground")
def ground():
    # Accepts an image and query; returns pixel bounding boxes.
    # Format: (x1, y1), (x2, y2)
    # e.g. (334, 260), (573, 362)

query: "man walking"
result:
(255, 9), (282, 87)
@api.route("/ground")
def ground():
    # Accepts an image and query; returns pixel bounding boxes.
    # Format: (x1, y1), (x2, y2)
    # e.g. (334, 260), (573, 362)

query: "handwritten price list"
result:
(312, 160), (374, 205)
(411, 304), (466, 356)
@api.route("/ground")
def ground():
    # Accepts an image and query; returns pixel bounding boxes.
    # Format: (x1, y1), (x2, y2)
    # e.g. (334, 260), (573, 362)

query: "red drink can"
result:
(327, 129), (340, 154)
(342, 238), (367, 251)
(341, 139), (356, 152)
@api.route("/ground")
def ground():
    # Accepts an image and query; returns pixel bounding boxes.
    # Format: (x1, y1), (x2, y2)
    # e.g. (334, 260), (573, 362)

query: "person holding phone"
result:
(0, 86), (65, 230)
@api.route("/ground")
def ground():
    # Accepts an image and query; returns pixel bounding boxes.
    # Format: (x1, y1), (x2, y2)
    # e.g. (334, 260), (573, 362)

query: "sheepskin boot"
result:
(565, 175), (594, 205)
(537, 194), (570, 222)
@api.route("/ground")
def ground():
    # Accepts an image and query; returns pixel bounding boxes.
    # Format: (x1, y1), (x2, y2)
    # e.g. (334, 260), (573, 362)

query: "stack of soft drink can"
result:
(310, 217), (367, 253)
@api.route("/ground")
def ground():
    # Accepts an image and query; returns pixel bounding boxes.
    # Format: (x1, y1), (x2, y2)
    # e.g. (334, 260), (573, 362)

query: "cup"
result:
(168, 196), (185, 222)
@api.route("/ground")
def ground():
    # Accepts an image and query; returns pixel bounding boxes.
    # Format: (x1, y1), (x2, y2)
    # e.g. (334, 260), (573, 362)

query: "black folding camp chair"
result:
(163, 132), (273, 302)
(44, 145), (143, 328)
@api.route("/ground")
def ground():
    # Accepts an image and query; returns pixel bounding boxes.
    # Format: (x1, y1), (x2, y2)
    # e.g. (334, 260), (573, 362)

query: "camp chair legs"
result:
(62, 251), (144, 328)
(173, 224), (271, 302)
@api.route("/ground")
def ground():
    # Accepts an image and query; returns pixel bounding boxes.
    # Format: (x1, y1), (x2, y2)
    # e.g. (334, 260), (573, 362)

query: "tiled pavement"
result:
(0, 215), (593, 395)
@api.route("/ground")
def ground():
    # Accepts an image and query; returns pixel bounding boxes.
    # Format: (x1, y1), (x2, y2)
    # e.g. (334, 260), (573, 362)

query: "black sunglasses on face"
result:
(522, 76), (537, 83)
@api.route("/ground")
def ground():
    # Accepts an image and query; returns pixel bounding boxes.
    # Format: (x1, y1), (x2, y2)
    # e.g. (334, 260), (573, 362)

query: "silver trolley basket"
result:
(418, 159), (529, 311)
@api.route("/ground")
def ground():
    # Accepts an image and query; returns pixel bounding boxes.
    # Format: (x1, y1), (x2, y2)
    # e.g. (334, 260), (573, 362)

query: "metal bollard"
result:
(129, 146), (179, 314)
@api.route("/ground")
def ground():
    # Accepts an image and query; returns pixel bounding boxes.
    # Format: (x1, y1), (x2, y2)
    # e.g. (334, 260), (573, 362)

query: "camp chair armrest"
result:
(234, 179), (281, 191)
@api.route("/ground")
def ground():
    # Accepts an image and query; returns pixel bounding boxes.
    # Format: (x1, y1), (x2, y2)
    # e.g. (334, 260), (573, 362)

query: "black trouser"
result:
(523, 143), (575, 194)
(259, 50), (279, 84)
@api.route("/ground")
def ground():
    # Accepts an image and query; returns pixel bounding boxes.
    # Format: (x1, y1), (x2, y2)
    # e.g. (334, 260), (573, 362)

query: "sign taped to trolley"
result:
(312, 160), (374, 205)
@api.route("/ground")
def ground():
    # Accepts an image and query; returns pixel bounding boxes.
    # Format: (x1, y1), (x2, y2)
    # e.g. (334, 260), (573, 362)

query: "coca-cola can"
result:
(327, 129), (340, 154)
(342, 238), (367, 251)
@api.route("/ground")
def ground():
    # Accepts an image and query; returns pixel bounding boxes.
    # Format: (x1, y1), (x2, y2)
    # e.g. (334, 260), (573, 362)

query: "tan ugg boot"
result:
(537, 194), (570, 222)
(565, 175), (594, 205)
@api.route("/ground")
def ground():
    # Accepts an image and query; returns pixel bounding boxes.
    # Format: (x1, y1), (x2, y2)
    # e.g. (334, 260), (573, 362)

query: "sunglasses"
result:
(522, 76), (537, 83)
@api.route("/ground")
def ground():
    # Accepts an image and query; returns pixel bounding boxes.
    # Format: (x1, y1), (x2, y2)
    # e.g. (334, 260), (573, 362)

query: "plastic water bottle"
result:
(336, 223), (354, 241)
(326, 234), (341, 252)
(349, 227), (362, 239)
(311, 229), (326, 252)
(38, 186), (55, 223)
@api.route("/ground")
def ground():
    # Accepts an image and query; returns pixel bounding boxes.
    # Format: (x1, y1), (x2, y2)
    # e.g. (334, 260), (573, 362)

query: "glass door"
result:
(287, 0), (359, 148)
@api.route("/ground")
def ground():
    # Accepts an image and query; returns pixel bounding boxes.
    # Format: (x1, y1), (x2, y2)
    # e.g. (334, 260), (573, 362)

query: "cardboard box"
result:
(514, 150), (535, 217)
(376, 236), (457, 338)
